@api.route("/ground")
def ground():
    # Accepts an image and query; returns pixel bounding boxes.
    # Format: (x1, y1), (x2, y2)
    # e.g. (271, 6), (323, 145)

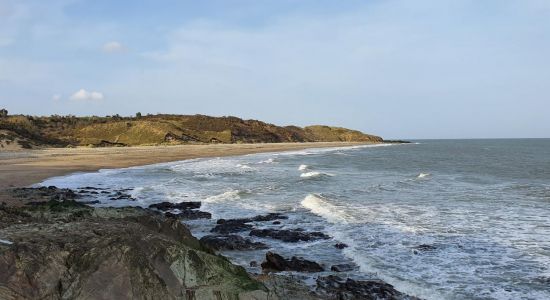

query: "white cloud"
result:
(52, 94), (61, 101)
(70, 89), (104, 101)
(102, 41), (125, 53)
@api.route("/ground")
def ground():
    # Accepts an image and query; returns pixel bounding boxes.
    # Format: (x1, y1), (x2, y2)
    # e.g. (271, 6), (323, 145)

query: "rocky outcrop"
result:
(149, 201), (202, 211)
(314, 275), (419, 300)
(260, 252), (324, 273)
(211, 213), (288, 234)
(0, 201), (269, 300)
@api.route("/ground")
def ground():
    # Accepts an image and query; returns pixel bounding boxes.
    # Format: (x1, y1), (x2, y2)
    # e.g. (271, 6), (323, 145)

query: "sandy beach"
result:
(0, 142), (366, 200)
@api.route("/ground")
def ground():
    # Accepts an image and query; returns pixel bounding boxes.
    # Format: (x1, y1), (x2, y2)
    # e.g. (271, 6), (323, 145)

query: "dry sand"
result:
(0, 142), (367, 202)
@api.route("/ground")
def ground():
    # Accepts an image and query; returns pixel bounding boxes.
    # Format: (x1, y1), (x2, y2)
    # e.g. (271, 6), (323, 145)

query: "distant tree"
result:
(135, 112), (142, 118)
(0, 109), (8, 118)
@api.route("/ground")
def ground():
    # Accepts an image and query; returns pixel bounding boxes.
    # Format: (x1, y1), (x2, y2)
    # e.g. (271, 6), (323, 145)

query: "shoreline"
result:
(0, 142), (419, 299)
(0, 142), (371, 205)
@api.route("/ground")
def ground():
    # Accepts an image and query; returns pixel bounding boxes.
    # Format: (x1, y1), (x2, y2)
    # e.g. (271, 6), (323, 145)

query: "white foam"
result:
(204, 189), (243, 203)
(300, 171), (333, 178)
(298, 164), (310, 171)
(417, 173), (431, 179)
(0, 239), (13, 245)
(258, 158), (275, 164)
(301, 194), (351, 223)
(237, 164), (253, 170)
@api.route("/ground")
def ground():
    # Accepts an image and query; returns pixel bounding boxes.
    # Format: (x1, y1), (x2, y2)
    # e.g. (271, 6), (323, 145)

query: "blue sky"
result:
(0, 0), (549, 139)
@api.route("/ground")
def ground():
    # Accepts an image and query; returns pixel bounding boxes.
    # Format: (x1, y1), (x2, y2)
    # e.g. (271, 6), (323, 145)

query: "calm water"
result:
(41, 139), (550, 299)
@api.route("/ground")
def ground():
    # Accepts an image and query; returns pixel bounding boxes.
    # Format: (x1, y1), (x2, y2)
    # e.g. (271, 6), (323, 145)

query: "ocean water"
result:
(40, 139), (550, 300)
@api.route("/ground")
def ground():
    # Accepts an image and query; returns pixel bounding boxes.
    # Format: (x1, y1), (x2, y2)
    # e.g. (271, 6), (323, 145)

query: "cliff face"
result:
(0, 114), (383, 148)
(0, 201), (269, 300)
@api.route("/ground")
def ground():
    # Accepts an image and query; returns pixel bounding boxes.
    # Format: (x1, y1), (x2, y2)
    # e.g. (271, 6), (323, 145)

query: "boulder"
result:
(335, 243), (349, 249)
(261, 251), (324, 273)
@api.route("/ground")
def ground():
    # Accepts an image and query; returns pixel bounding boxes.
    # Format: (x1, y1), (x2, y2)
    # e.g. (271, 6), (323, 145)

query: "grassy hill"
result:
(0, 113), (383, 149)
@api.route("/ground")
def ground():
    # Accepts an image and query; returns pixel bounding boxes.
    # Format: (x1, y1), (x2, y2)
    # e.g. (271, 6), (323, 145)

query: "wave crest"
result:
(300, 171), (333, 179)
(204, 189), (244, 203)
(301, 194), (351, 223)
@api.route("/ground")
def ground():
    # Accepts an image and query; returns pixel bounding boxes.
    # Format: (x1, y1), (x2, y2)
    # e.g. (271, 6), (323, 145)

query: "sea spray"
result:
(301, 194), (352, 223)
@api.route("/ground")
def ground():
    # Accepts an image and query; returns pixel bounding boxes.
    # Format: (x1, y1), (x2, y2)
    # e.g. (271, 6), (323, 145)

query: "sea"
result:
(40, 139), (550, 300)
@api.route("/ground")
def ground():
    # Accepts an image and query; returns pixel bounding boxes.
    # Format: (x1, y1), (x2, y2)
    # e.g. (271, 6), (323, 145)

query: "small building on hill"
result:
(0, 109), (7, 118)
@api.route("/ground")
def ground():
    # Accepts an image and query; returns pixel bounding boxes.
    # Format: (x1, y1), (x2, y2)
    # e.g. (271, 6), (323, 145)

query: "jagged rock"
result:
(148, 201), (202, 211)
(250, 229), (330, 243)
(0, 204), (269, 299)
(165, 210), (212, 220)
(330, 264), (356, 272)
(200, 235), (268, 251)
(335, 243), (349, 249)
(315, 275), (418, 300)
(11, 186), (79, 202)
(211, 213), (288, 234)
(261, 251), (324, 273)
(211, 220), (254, 234)
(109, 191), (135, 201)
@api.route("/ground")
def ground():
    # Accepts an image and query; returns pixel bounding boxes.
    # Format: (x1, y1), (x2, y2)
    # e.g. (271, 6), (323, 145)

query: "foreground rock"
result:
(0, 200), (269, 300)
(211, 213), (288, 234)
(315, 275), (419, 300)
(250, 228), (330, 243)
(200, 235), (269, 251)
(261, 251), (324, 273)
(11, 186), (79, 203)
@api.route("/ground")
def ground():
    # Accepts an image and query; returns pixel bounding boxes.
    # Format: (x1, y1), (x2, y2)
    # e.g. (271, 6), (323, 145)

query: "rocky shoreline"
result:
(0, 186), (420, 300)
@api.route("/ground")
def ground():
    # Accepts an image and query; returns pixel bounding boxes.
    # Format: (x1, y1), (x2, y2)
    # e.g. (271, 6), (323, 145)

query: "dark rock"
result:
(330, 264), (355, 272)
(12, 186), (79, 202)
(211, 213), (287, 234)
(200, 235), (268, 251)
(250, 261), (258, 267)
(148, 201), (201, 211)
(250, 213), (288, 222)
(77, 186), (106, 190)
(261, 251), (324, 273)
(165, 210), (212, 220)
(272, 221), (281, 225)
(315, 275), (418, 300)
(250, 229), (330, 243)
(413, 244), (437, 254)
(335, 243), (349, 249)
(211, 220), (254, 234)
(109, 191), (136, 201)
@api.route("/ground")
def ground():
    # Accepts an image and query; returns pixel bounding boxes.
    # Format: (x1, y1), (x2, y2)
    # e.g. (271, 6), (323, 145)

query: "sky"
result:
(0, 0), (549, 139)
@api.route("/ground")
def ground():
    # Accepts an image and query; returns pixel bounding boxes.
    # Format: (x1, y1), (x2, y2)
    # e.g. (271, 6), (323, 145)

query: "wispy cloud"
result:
(70, 89), (104, 101)
(102, 41), (126, 53)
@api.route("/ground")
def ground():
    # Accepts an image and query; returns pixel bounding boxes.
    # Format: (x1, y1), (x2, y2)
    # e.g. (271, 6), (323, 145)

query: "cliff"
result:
(0, 113), (383, 149)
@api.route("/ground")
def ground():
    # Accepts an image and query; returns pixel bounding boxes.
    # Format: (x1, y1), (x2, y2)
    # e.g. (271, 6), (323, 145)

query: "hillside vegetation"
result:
(0, 113), (383, 149)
